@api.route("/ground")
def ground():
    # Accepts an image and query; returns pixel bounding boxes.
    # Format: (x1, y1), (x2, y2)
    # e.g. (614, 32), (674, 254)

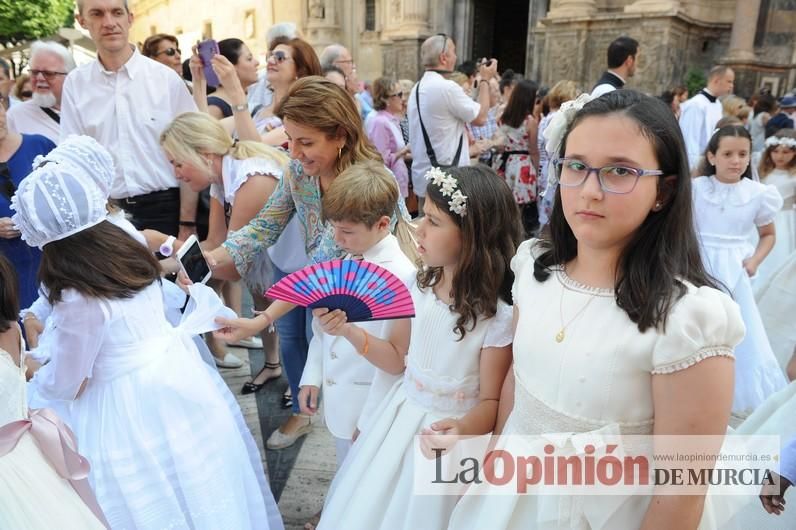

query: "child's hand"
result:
(743, 257), (760, 277)
(214, 314), (271, 343)
(297, 385), (320, 416)
(760, 470), (791, 515)
(419, 418), (462, 459)
(312, 308), (350, 336)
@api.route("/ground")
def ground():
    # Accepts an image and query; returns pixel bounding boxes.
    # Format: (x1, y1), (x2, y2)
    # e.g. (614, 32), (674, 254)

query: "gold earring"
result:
(338, 146), (343, 159)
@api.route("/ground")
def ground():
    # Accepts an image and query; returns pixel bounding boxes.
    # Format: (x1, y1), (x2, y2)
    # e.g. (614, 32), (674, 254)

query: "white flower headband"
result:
(539, 93), (594, 199)
(764, 136), (796, 149)
(425, 167), (468, 216)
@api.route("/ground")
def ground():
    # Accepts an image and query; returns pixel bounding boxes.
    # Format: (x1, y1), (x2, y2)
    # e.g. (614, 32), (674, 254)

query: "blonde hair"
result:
(323, 160), (419, 263)
(275, 76), (381, 177)
(721, 95), (746, 119)
(447, 71), (469, 88)
(546, 80), (578, 109)
(160, 112), (288, 177)
(759, 128), (796, 178)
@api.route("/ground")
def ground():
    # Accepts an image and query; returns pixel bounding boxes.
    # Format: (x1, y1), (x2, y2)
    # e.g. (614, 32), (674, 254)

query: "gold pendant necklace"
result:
(557, 285), (597, 343)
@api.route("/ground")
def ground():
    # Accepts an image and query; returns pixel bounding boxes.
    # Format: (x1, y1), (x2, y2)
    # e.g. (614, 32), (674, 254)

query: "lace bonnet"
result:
(11, 136), (114, 248)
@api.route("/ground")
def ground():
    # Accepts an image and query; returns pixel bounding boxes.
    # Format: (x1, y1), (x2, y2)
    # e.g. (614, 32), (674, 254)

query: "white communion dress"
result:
(692, 176), (787, 415)
(27, 283), (284, 530)
(447, 239), (745, 529)
(0, 331), (107, 529)
(753, 169), (795, 290)
(317, 282), (514, 530)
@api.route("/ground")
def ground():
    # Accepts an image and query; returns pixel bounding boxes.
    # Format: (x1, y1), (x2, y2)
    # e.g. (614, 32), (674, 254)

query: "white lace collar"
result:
(696, 176), (763, 207)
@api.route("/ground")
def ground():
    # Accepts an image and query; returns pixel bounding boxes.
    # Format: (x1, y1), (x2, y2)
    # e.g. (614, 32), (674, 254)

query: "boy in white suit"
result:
(213, 160), (417, 468)
(297, 161), (417, 467)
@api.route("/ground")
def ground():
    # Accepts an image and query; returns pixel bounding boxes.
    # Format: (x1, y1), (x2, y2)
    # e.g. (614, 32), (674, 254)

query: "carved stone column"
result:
(725, 0), (762, 62)
(546, 0), (596, 19)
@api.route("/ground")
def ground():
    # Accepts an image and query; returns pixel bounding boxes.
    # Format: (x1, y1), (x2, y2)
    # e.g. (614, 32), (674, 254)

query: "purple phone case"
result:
(198, 40), (220, 88)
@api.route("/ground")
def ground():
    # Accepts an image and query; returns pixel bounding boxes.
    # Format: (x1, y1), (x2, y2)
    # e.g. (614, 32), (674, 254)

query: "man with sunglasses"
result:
(60, 0), (198, 238)
(6, 41), (75, 145)
(407, 33), (497, 210)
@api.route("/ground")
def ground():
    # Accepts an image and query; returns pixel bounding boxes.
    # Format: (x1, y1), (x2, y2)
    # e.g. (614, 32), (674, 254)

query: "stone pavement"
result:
(221, 344), (334, 530)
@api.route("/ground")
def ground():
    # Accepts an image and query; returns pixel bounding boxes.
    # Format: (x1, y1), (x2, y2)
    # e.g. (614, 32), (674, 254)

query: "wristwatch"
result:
(232, 103), (248, 113)
(160, 235), (176, 257)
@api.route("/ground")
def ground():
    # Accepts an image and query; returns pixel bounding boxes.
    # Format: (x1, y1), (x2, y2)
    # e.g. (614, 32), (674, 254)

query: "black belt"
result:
(114, 187), (179, 206)
(497, 150), (530, 172)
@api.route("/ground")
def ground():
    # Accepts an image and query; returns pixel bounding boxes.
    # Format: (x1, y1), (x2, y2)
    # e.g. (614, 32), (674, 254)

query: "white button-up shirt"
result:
(60, 47), (197, 199)
(6, 100), (60, 145)
(407, 71), (480, 197)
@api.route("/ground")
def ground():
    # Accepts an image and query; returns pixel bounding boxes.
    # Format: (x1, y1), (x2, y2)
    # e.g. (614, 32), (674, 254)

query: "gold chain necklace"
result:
(556, 285), (597, 343)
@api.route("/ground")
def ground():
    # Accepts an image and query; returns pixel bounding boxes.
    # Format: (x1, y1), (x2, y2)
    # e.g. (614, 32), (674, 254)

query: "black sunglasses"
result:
(387, 92), (403, 99)
(156, 47), (181, 57)
(267, 50), (292, 64)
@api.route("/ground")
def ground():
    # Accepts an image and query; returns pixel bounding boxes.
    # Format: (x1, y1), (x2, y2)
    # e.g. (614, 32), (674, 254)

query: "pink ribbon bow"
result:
(0, 408), (110, 528)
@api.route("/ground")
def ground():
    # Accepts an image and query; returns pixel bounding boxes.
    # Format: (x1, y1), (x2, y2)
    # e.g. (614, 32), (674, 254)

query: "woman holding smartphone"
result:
(161, 111), (293, 386)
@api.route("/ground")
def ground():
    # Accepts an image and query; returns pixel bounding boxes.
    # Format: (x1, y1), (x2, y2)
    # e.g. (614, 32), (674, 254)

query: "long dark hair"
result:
(0, 255), (19, 333)
(418, 165), (523, 339)
(500, 79), (538, 129)
(39, 221), (161, 305)
(534, 90), (718, 332)
(703, 125), (753, 180)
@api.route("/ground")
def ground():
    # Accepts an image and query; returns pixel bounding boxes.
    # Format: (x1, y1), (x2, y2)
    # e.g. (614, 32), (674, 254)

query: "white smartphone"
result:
(176, 235), (212, 284)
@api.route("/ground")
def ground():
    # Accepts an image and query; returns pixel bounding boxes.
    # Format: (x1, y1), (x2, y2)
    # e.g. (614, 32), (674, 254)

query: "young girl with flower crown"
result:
(312, 164), (523, 529)
(754, 129), (796, 286)
(448, 90), (745, 529)
(692, 125), (786, 418)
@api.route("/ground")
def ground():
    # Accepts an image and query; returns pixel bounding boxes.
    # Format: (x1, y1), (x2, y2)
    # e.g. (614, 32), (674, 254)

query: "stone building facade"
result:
(128, 0), (795, 96)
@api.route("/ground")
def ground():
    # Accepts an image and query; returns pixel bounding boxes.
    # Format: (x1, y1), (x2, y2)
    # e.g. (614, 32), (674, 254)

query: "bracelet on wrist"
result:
(358, 327), (370, 357)
(178, 221), (197, 227)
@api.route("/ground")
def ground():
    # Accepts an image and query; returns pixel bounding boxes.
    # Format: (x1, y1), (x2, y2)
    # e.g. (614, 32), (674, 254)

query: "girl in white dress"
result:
(11, 154), (284, 530)
(0, 255), (108, 530)
(754, 129), (796, 288)
(449, 90), (745, 529)
(312, 164), (523, 529)
(692, 125), (786, 417)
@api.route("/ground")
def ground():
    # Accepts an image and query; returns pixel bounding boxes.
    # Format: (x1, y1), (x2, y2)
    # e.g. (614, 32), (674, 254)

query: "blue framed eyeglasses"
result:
(552, 158), (664, 194)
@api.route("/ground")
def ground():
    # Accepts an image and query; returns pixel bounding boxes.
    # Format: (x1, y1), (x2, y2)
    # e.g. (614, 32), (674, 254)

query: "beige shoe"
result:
(266, 415), (313, 450)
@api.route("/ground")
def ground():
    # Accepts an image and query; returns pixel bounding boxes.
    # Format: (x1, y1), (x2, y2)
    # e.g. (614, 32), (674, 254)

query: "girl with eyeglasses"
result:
(0, 96), (55, 309)
(449, 90), (746, 529)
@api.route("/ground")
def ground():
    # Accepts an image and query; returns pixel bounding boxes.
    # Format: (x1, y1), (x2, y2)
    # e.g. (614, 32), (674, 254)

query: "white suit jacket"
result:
(299, 234), (417, 439)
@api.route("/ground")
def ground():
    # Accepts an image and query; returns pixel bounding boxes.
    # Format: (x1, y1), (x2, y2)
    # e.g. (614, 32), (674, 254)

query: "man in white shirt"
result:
(679, 65), (735, 170)
(407, 34), (497, 208)
(61, 0), (198, 237)
(6, 41), (75, 145)
(591, 36), (638, 98)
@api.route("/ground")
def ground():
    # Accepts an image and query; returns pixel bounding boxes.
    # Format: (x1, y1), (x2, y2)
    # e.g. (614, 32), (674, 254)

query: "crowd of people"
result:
(1, 1), (796, 528)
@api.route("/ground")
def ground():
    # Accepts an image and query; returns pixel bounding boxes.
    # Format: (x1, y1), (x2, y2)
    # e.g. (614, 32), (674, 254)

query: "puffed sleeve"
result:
(651, 284), (745, 374)
(29, 290), (111, 401)
(510, 238), (538, 307)
(754, 184), (784, 227)
(483, 301), (514, 348)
